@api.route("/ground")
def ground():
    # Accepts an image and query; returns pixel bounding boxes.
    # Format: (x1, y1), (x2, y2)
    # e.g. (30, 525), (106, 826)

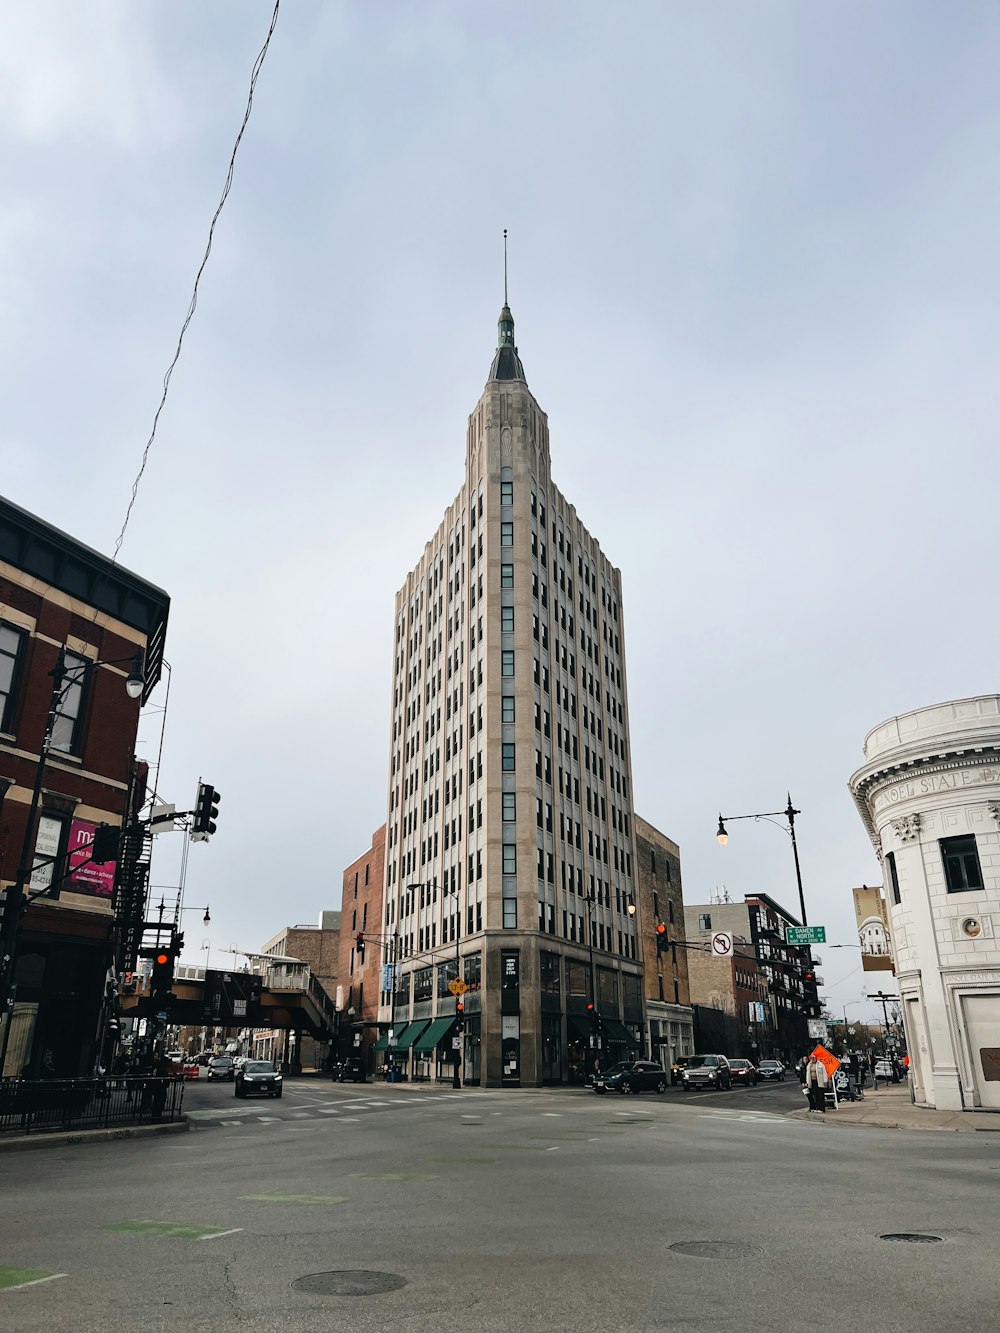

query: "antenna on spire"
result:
(503, 228), (508, 305)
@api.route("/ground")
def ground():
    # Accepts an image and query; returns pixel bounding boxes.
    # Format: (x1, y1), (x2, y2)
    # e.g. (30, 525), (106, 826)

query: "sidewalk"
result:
(787, 1083), (999, 1132)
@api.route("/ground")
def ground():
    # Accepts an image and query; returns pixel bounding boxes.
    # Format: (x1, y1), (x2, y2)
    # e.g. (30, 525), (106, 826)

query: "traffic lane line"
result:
(0, 1269), (67, 1292)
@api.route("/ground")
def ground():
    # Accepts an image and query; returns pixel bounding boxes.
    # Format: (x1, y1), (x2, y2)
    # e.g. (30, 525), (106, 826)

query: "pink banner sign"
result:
(67, 819), (116, 898)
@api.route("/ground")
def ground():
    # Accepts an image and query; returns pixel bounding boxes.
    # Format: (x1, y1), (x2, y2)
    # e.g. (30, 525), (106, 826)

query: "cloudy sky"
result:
(3, 2), (998, 1021)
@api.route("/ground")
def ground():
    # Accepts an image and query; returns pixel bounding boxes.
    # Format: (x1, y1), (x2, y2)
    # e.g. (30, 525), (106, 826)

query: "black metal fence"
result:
(0, 1075), (185, 1136)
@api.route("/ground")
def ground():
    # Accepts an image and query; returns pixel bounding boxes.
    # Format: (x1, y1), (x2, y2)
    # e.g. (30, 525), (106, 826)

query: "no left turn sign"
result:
(711, 931), (734, 958)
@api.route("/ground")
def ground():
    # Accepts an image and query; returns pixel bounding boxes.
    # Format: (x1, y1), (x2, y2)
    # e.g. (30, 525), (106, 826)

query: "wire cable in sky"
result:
(112, 0), (281, 561)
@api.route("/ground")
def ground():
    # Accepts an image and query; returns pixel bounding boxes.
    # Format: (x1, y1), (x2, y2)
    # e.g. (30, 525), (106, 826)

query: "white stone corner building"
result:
(849, 695), (1000, 1112)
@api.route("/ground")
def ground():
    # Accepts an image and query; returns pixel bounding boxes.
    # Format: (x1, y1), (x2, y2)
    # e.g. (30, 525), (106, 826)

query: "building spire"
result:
(488, 228), (526, 382)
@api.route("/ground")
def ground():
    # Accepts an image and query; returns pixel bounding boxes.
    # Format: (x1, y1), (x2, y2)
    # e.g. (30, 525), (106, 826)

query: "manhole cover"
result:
(669, 1241), (754, 1259)
(879, 1233), (943, 1244)
(292, 1270), (408, 1296)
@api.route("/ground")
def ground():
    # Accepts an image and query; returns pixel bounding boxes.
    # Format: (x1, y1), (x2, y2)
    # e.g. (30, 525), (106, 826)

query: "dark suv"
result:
(593, 1061), (668, 1095)
(235, 1060), (282, 1098)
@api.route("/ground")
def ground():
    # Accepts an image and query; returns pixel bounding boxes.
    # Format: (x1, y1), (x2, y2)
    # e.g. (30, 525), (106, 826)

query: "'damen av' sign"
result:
(786, 926), (826, 945)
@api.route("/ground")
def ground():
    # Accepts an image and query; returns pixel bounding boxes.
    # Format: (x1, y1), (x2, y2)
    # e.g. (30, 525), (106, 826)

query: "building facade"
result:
(633, 815), (693, 1068)
(338, 824), (386, 1071)
(850, 695), (1000, 1112)
(682, 926), (770, 1059)
(378, 301), (644, 1086)
(0, 495), (168, 1077)
(684, 893), (813, 1061)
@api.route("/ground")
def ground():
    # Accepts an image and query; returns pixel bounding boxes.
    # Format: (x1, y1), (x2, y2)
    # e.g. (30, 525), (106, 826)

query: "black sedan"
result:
(593, 1061), (667, 1095)
(757, 1060), (786, 1081)
(206, 1056), (235, 1081)
(235, 1060), (283, 1098)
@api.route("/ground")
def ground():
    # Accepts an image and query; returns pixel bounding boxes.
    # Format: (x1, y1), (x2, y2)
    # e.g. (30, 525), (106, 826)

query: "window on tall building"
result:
(885, 851), (901, 905)
(503, 793), (516, 821)
(698, 913), (712, 931)
(502, 743), (515, 771)
(503, 844), (517, 874)
(0, 623), (25, 733)
(501, 480), (513, 505)
(941, 836), (983, 893)
(501, 564), (514, 588)
(501, 606), (514, 632)
(501, 522), (513, 547)
(501, 651), (514, 676)
(502, 695), (515, 724)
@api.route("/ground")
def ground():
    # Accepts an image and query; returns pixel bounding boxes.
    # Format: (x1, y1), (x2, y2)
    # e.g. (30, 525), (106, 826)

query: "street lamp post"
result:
(0, 647), (145, 1077)
(406, 881), (462, 1088)
(716, 794), (808, 927)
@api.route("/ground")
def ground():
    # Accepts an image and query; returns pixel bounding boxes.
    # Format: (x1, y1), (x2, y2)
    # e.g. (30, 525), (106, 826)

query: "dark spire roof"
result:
(487, 303), (526, 383)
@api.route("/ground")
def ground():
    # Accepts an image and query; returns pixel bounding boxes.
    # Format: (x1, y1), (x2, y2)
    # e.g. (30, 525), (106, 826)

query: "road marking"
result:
(104, 1220), (236, 1239)
(317, 1108), (340, 1115)
(542, 1112), (562, 1117)
(240, 1194), (347, 1206)
(546, 1146), (560, 1152)
(351, 1172), (438, 1181)
(219, 1120), (244, 1126)
(339, 1117), (361, 1123)
(257, 1116), (279, 1122)
(0, 1269), (67, 1292)
(288, 1111), (312, 1119)
(699, 1111), (784, 1123)
(197, 1228), (244, 1241)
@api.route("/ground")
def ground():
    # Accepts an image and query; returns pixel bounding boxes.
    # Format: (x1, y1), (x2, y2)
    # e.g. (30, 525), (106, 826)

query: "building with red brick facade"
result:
(0, 495), (169, 1077)
(338, 824), (385, 1071)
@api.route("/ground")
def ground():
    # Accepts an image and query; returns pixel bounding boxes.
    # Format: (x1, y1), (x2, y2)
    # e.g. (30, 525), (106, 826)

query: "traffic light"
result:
(191, 781), (220, 842)
(455, 1000), (465, 1035)
(586, 1001), (600, 1029)
(655, 922), (668, 953)
(91, 823), (120, 864)
(151, 948), (175, 997)
(356, 933), (365, 961)
(121, 970), (136, 996)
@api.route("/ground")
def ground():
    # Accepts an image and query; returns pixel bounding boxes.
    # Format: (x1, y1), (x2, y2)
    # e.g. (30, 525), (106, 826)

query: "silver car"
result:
(681, 1054), (731, 1090)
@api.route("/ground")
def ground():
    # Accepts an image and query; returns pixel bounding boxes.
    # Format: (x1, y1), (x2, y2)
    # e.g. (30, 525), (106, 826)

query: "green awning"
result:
(394, 1020), (430, 1051)
(412, 1017), (456, 1053)
(603, 1018), (637, 1047)
(372, 1033), (389, 1051)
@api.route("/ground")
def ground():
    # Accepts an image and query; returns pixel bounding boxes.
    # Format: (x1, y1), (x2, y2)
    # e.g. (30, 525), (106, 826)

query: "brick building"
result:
(0, 495), (168, 1077)
(684, 893), (811, 1061)
(255, 912), (340, 1070)
(633, 815), (693, 1069)
(338, 824), (386, 1071)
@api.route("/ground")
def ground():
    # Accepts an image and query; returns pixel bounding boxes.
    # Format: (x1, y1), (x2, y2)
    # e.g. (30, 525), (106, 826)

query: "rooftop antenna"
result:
(503, 228), (508, 305)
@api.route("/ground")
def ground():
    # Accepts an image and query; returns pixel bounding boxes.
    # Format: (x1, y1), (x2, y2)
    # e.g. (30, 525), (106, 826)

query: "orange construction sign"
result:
(811, 1044), (841, 1078)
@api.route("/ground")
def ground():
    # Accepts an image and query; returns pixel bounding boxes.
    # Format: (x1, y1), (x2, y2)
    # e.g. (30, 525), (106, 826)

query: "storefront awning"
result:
(372, 1033), (390, 1052)
(412, 1017), (456, 1053)
(393, 1020), (430, 1051)
(567, 1015), (591, 1043)
(603, 1018), (637, 1047)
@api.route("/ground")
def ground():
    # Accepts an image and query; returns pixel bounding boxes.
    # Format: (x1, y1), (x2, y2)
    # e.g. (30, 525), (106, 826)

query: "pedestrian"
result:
(804, 1054), (829, 1113)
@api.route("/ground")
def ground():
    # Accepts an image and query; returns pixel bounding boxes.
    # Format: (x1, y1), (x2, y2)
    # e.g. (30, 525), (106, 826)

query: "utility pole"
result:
(871, 990), (901, 1081)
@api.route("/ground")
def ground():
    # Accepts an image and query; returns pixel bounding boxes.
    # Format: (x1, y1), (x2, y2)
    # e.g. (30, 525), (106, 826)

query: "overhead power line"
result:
(113, 0), (281, 561)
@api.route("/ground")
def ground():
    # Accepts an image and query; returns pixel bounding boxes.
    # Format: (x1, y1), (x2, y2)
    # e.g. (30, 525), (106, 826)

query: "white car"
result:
(874, 1059), (895, 1079)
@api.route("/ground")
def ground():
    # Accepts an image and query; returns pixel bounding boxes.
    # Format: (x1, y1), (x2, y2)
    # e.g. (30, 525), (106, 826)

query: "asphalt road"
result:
(2, 1076), (997, 1332)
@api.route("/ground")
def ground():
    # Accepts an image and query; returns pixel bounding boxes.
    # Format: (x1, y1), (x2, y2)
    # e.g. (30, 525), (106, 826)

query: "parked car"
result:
(235, 1060), (282, 1098)
(873, 1059), (895, 1081)
(681, 1055), (732, 1090)
(593, 1060), (668, 1095)
(728, 1058), (758, 1087)
(757, 1060), (786, 1082)
(333, 1057), (367, 1083)
(206, 1056), (235, 1082)
(671, 1056), (691, 1086)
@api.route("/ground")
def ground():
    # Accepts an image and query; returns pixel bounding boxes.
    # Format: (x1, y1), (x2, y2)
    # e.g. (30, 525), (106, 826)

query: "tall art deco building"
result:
(379, 298), (644, 1088)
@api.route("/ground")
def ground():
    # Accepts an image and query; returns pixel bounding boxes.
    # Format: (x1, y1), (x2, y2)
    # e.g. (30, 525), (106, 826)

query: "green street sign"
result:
(786, 926), (826, 945)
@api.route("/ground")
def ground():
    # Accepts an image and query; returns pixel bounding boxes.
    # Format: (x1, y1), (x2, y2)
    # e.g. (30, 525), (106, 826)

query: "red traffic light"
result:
(586, 1002), (595, 1012)
(655, 923), (666, 936)
(456, 1001), (464, 1014)
(155, 951), (169, 966)
(803, 971), (816, 983)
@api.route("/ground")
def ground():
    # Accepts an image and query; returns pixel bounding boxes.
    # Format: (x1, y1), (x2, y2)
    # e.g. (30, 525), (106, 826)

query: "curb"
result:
(785, 1108), (966, 1132)
(0, 1118), (189, 1153)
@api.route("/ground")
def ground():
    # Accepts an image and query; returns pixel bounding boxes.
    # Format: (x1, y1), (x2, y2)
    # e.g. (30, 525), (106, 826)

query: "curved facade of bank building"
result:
(850, 696), (1000, 1112)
